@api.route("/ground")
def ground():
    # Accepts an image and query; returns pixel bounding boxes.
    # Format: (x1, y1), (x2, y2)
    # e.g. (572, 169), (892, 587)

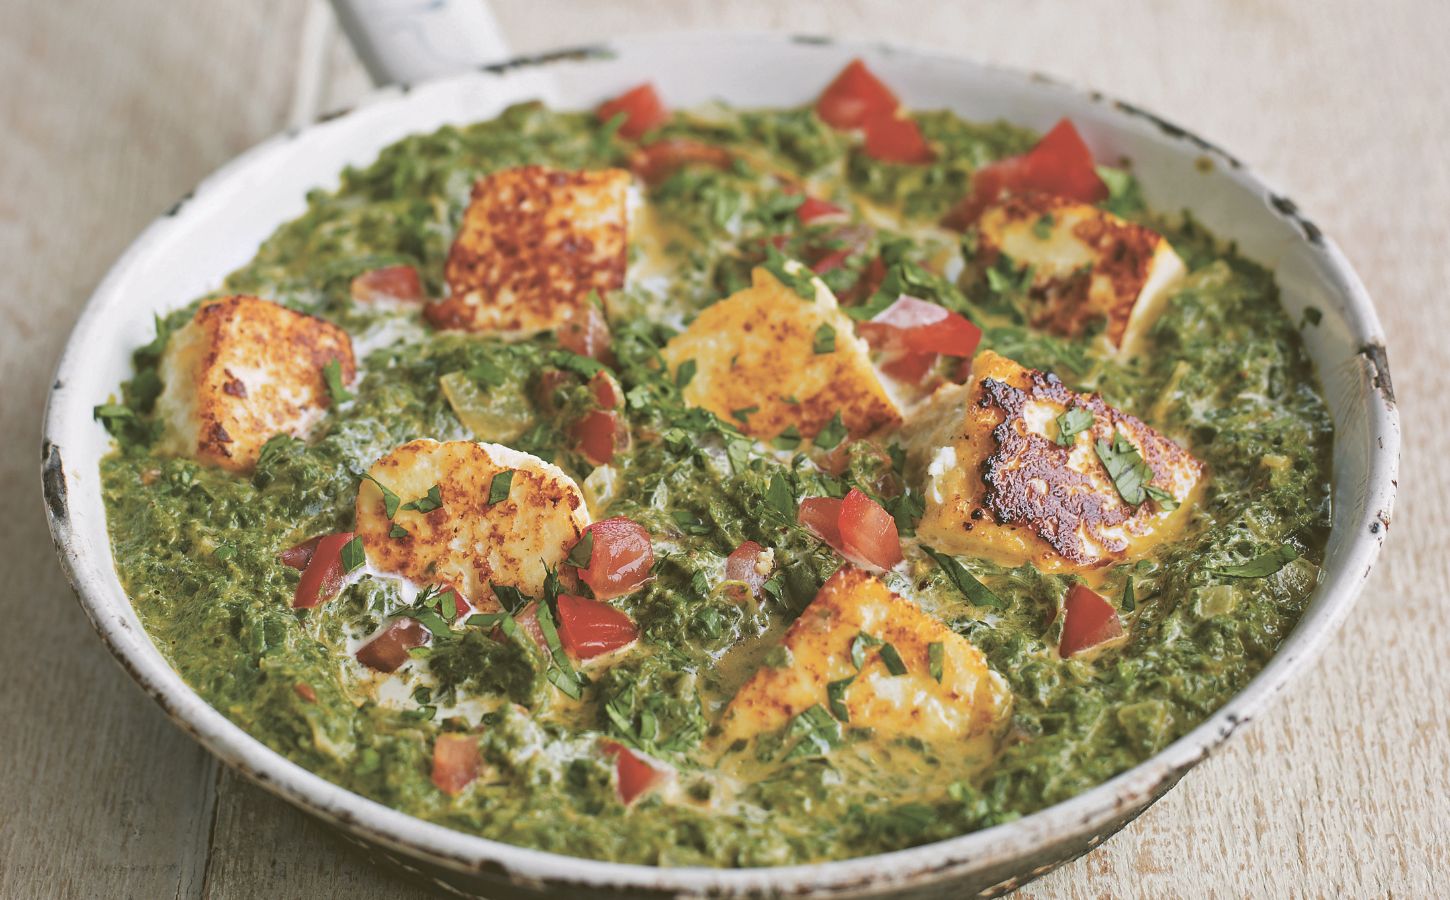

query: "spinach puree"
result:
(97, 101), (1332, 866)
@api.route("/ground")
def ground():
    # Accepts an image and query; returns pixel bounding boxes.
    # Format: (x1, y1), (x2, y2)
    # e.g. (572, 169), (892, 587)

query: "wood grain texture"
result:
(2, 0), (1445, 897)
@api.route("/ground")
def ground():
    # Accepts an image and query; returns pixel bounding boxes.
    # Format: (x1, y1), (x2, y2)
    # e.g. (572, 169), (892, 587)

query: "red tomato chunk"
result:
(798, 490), (902, 571)
(1058, 584), (1126, 658)
(292, 532), (354, 609)
(574, 517), (654, 600)
(355, 618), (429, 673)
(597, 83), (669, 139)
(431, 733), (481, 795)
(556, 594), (638, 659)
(725, 541), (770, 597)
(350, 265), (424, 304)
(601, 740), (667, 804)
(944, 118), (1108, 228)
(815, 59), (899, 129)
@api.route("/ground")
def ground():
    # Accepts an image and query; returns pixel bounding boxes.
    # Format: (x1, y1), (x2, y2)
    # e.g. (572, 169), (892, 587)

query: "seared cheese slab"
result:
(975, 194), (1185, 355)
(155, 295), (354, 473)
(356, 439), (590, 606)
(906, 351), (1203, 572)
(719, 567), (1009, 747)
(660, 266), (902, 442)
(428, 165), (630, 334)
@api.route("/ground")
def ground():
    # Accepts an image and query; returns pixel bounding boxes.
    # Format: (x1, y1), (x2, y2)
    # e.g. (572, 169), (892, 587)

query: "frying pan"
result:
(40, 3), (1399, 896)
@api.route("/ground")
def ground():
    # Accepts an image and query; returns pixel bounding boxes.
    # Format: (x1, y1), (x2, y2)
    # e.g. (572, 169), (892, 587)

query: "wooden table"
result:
(2, 1), (1444, 896)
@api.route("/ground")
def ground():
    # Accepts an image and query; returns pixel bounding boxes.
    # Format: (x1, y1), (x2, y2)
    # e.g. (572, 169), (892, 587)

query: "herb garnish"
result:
(826, 677), (854, 722)
(490, 583), (527, 614)
(763, 245), (818, 300)
(567, 531), (595, 569)
(1094, 430), (1154, 505)
(878, 642), (908, 676)
(814, 412), (847, 450)
(361, 473), (400, 518)
(1212, 544), (1300, 578)
(850, 632), (882, 670)
(1122, 575), (1136, 612)
(784, 705), (841, 758)
(466, 358), (507, 388)
(772, 425), (802, 451)
(1032, 214), (1055, 240)
(922, 546), (1002, 608)
(928, 642), (944, 683)
(732, 405), (759, 423)
(213, 542), (237, 562)
(813, 323), (837, 354)
(401, 484), (443, 513)
(1055, 407), (1094, 447)
(340, 536), (365, 573)
(675, 358), (697, 389)
(322, 358), (353, 404)
(1144, 484), (1180, 510)
(487, 470), (513, 506)
(388, 524), (408, 539)
(765, 471), (795, 519)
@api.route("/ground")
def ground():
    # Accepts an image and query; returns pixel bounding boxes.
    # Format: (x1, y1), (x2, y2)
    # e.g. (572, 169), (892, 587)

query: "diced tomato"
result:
(629, 139), (733, 186)
(1058, 584), (1126, 658)
(839, 488), (903, 570)
(868, 296), (982, 358)
(350, 265), (424, 304)
(279, 535), (321, 571)
(725, 541), (770, 597)
(797, 497), (845, 547)
(493, 602), (548, 651)
(816, 59), (899, 129)
(861, 111), (933, 164)
(811, 248), (852, 274)
(431, 733), (480, 795)
(439, 584), (472, 618)
(574, 517), (654, 600)
(534, 368), (578, 413)
(558, 301), (612, 362)
(590, 371), (623, 410)
(292, 532), (354, 609)
(597, 83), (668, 139)
(880, 351), (938, 384)
(601, 740), (667, 804)
(796, 195), (846, 225)
(555, 594), (638, 659)
(944, 119), (1108, 228)
(355, 618), (430, 672)
(798, 490), (902, 570)
(574, 409), (625, 466)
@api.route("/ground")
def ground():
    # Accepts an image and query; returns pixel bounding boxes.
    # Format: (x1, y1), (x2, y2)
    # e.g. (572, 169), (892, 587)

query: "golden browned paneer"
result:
(154, 295), (354, 473)
(428, 165), (630, 334)
(718, 567), (1010, 747)
(356, 439), (590, 607)
(905, 351), (1204, 573)
(660, 266), (902, 442)
(975, 194), (1185, 355)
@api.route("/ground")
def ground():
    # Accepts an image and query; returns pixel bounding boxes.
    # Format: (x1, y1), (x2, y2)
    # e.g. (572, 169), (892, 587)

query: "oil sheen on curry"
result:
(96, 61), (1333, 866)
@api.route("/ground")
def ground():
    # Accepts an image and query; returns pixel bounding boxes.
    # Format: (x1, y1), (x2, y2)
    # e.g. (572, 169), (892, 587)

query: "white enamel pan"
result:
(41, 3), (1398, 896)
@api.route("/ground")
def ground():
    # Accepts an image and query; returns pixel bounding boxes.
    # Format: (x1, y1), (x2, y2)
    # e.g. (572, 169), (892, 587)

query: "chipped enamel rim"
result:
(41, 32), (1398, 898)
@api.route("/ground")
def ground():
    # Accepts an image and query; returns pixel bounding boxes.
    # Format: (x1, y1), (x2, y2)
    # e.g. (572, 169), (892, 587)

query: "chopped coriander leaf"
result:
(388, 524), (408, 539)
(813, 322), (837, 354)
(401, 484), (443, 513)
(1300, 305), (1324, 328)
(213, 542), (237, 562)
(676, 358), (697, 389)
(1122, 575), (1136, 612)
(813, 412), (847, 451)
(1094, 431), (1154, 505)
(1144, 484), (1180, 510)
(546, 666), (583, 699)
(466, 358), (507, 388)
(826, 676), (854, 722)
(772, 425), (802, 451)
(1032, 214), (1055, 240)
(928, 642), (944, 683)
(547, 349), (606, 379)
(731, 405), (759, 423)
(1212, 544), (1301, 578)
(1055, 407), (1095, 447)
(765, 471), (795, 518)
(466, 612), (504, 629)
(487, 469), (514, 506)
(322, 358), (353, 404)
(763, 244), (818, 300)
(671, 509), (712, 535)
(922, 546), (1003, 608)
(568, 531), (595, 569)
(439, 589), (457, 621)
(411, 609), (451, 637)
(361, 473), (400, 518)
(402, 705), (436, 722)
(339, 536), (365, 573)
(93, 403), (134, 425)
(878, 642), (908, 676)
(849, 632), (881, 670)
(887, 442), (906, 474)
(491, 583), (527, 613)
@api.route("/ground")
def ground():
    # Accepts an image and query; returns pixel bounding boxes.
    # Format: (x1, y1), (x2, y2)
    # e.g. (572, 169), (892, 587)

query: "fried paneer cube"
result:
(718, 567), (1009, 748)
(428, 165), (630, 334)
(154, 295), (354, 473)
(660, 266), (903, 442)
(356, 439), (590, 606)
(974, 194), (1185, 355)
(905, 350), (1204, 572)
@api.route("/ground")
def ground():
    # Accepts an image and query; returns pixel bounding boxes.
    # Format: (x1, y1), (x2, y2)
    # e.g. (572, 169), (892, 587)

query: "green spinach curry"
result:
(96, 67), (1332, 866)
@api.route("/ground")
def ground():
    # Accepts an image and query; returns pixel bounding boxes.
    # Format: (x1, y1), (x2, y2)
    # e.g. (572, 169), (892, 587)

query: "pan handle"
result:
(327, 0), (510, 86)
